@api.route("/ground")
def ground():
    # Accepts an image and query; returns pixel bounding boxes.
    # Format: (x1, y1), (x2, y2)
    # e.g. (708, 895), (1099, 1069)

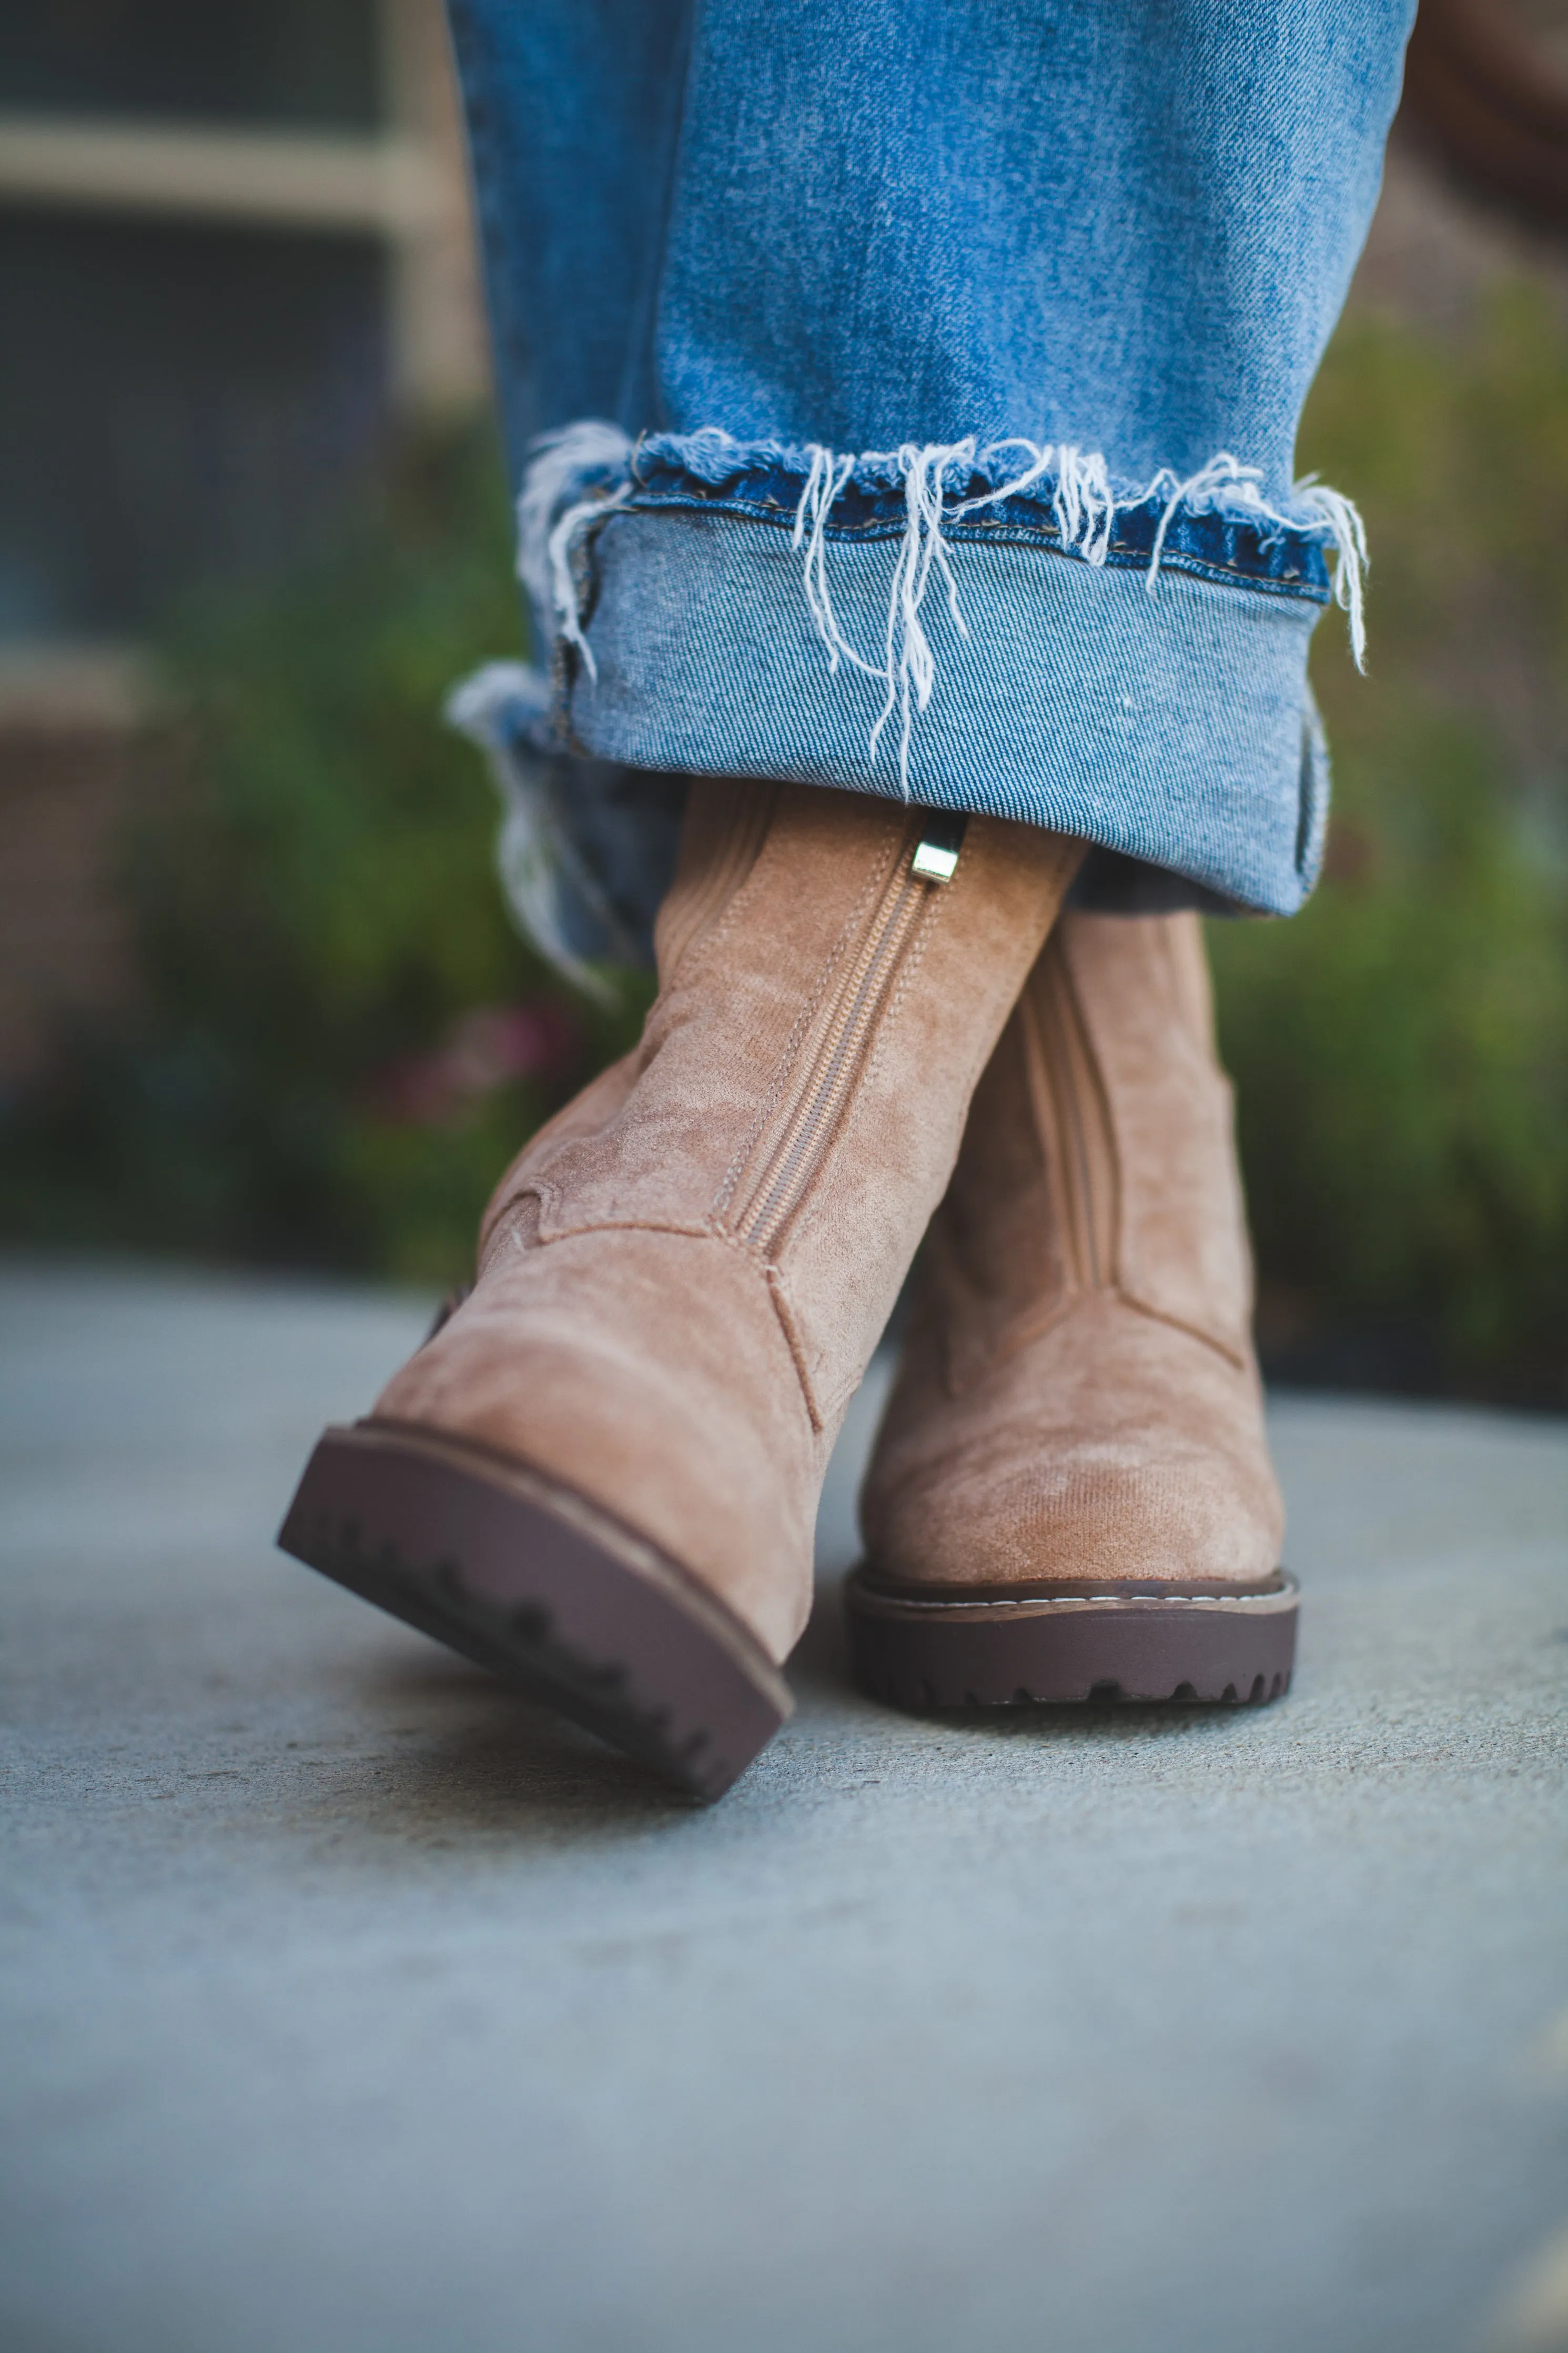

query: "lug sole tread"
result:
(278, 1422), (790, 1802)
(845, 1566), (1299, 1712)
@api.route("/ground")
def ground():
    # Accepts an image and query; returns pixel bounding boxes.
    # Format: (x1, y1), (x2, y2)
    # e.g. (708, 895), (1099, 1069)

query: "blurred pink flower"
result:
(365, 1000), (583, 1127)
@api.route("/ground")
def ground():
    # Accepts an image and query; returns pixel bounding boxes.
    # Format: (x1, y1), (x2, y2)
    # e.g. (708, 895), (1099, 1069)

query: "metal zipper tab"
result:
(910, 811), (968, 883)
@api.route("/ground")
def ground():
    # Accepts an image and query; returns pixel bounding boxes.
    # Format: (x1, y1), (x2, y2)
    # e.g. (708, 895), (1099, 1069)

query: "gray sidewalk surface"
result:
(2, 1258), (1566, 2353)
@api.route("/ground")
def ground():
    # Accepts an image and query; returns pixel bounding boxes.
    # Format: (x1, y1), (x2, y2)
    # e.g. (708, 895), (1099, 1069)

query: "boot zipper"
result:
(735, 814), (967, 1255)
(1029, 941), (1117, 1291)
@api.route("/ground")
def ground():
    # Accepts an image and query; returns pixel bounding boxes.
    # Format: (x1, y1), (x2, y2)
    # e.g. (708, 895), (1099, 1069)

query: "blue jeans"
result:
(444, 0), (1414, 980)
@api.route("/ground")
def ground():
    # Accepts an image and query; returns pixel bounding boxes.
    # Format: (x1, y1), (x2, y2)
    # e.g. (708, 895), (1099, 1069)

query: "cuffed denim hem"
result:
(566, 506), (1329, 921)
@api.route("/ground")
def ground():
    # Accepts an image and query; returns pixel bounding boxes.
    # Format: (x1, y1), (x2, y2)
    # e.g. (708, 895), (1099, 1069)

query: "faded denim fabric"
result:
(444, 0), (1414, 968)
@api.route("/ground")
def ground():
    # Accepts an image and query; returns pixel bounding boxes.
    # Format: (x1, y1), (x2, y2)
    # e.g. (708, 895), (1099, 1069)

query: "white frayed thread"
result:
(789, 439), (1105, 793)
(1045, 444), (1117, 567)
(791, 446), (878, 681)
(445, 659), (618, 1001)
(516, 422), (1370, 783)
(1143, 451), (1368, 673)
(516, 420), (634, 682)
(1146, 450), (1267, 584)
(792, 437), (1126, 793)
(1292, 478), (1369, 672)
(868, 439), (973, 791)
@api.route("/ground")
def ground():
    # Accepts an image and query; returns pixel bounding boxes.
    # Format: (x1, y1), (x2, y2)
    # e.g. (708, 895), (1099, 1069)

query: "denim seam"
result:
(620, 495), (1329, 606)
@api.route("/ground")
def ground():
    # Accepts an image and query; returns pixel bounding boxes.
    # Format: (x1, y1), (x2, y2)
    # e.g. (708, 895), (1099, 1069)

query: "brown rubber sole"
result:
(277, 1420), (792, 1801)
(844, 1567), (1299, 1710)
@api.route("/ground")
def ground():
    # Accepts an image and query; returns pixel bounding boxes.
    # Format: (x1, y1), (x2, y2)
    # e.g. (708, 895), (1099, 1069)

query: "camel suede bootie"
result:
(847, 908), (1296, 1710)
(281, 780), (1079, 1795)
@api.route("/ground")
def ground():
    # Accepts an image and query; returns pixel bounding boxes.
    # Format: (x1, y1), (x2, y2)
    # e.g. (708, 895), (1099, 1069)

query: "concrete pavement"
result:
(2, 1258), (1565, 2353)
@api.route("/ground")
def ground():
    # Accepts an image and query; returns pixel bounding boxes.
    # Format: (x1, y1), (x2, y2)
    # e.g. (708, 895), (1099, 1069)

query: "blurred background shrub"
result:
(1, 1), (1565, 1405)
(0, 425), (643, 1283)
(1214, 286), (1568, 1405)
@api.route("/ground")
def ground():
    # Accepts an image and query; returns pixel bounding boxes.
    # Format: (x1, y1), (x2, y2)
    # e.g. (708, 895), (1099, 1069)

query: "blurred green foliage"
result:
(1210, 287), (1568, 1403)
(0, 428), (645, 1284)
(3, 290), (1566, 1400)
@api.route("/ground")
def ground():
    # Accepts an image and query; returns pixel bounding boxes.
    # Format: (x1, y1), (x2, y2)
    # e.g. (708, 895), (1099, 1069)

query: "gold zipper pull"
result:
(911, 811), (968, 883)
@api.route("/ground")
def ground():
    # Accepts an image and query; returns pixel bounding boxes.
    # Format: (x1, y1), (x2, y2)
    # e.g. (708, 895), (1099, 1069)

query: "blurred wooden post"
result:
(0, 0), (489, 1084)
(378, 0), (489, 417)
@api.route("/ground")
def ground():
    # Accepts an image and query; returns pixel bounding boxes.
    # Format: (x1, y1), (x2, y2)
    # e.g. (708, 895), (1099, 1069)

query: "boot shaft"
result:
(932, 910), (1255, 1389)
(858, 906), (1286, 1616)
(485, 779), (1080, 1430)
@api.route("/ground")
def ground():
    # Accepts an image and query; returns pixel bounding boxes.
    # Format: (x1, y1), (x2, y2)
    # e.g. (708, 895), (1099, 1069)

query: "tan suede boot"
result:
(847, 909), (1296, 1709)
(280, 781), (1079, 1795)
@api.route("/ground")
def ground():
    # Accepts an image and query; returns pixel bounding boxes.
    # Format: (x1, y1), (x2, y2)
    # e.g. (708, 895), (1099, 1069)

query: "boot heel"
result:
(279, 1421), (792, 1801)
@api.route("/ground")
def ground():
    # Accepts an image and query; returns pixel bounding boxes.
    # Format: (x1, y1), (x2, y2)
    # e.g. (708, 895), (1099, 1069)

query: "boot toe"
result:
(375, 1227), (822, 1660)
(863, 1293), (1283, 1593)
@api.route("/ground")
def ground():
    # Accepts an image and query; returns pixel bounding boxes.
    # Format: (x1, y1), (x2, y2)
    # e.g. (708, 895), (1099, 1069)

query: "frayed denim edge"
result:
(446, 660), (628, 1000)
(509, 421), (1368, 802)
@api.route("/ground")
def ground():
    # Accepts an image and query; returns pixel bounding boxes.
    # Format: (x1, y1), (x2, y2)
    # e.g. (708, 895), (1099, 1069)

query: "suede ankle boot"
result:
(280, 781), (1080, 1795)
(847, 909), (1296, 1710)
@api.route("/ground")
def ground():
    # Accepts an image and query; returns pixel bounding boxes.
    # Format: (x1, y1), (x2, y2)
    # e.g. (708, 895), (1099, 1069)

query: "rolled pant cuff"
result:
(568, 505), (1329, 919)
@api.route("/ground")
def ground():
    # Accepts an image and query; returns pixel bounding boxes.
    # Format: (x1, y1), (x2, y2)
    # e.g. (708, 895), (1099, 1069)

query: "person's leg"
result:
(851, 909), (1293, 1707)
(446, 0), (1414, 939)
(282, 4), (1415, 1788)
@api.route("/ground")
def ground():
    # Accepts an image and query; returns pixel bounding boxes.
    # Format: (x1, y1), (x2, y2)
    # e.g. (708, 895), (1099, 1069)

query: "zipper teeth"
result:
(1063, 951), (1122, 1286)
(1057, 1008), (1103, 1289)
(1035, 957), (1101, 1289)
(742, 864), (927, 1252)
